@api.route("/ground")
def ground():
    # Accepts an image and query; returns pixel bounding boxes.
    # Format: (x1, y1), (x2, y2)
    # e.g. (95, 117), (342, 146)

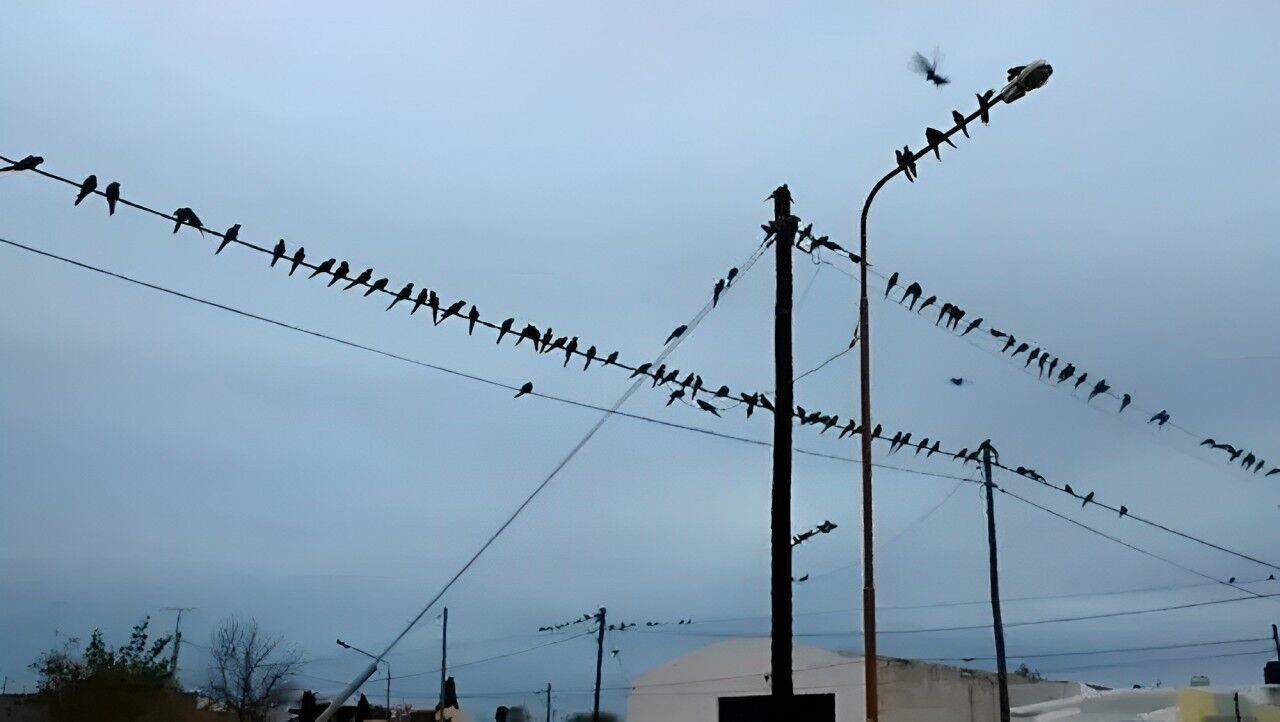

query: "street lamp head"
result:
(998, 59), (1052, 103)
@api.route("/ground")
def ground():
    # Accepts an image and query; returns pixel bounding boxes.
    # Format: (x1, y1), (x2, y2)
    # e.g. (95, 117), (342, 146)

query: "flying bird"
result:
(310, 258), (335, 279)
(288, 247), (306, 276)
(217, 224), (241, 255)
(328, 261), (350, 287)
(1088, 379), (1111, 402)
(696, 399), (721, 417)
(74, 174), (97, 205)
(666, 325), (688, 344)
(345, 268), (373, 291)
(952, 110), (970, 138)
(1119, 393), (1132, 413)
(949, 377), (968, 386)
(515, 382), (533, 398)
(0, 155), (43, 172)
(364, 277), (389, 297)
(104, 181), (121, 215)
(924, 127), (955, 160)
(388, 283), (414, 311)
(911, 47), (950, 86)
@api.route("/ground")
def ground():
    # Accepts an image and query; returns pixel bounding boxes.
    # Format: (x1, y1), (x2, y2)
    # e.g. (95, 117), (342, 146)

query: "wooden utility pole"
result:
(593, 607), (606, 722)
(161, 606), (195, 678)
(982, 446), (1011, 722)
(439, 607), (448, 718)
(545, 682), (552, 722)
(770, 185), (796, 718)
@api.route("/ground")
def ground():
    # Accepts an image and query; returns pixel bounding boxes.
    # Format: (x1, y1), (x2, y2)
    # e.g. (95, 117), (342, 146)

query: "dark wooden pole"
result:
(546, 682), (552, 722)
(439, 607), (448, 715)
(982, 446), (1011, 722)
(593, 607), (606, 722)
(771, 185), (796, 718)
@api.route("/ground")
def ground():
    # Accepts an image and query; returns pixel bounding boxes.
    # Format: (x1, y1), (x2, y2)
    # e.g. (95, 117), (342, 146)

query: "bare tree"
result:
(204, 616), (304, 722)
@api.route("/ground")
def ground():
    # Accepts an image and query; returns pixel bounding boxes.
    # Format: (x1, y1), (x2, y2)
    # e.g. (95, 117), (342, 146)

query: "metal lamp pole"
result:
(336, 639), (391, 720)
(855, 61), (1052, 722)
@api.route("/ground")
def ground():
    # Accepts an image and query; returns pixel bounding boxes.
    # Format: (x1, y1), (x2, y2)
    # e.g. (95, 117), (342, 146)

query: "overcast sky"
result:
(3, 0), (1280, 717)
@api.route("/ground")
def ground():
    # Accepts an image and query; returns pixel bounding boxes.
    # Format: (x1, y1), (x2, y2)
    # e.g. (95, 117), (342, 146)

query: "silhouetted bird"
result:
(271, 239), (286, 267)
(1081, 491), (1095, 508)
(630, 363), (652, 379)
(650, 364), (666, 388)
(1243, 452), (1257, 469)
(963, 318), (982, 336)
(440, 299), (466, 324)
(901, 146), (918, 179)
(583, 345), (597, 370)
(1047, 357), (1058, 380)
(950, 377), (966, 386)
(666, 325), (688, 344)
(1088, 379), (1110, 402)
(1266, 469), (1280, 477)
(74, 175), (97, 205)
(328, 261), (349, 287)
(911, 48), (950, 86)
(929, 441), (941, 457)
(0, 155), (42, 172)
(1074, 372), (1090, 390)
(104, 181), (120, 215)
(915, 438), (930, 455)
(1119, 393), (1132, 413)
(515, 382), (533, 398)
(696, 399), (721, 417)
(767, 184), (792, 219)
(1119, 506), (1128, 518)
(902, 282), (923, 309)
(872, 424), (882, 438)
(692, 375), (704, 399)
(1002, 335), (1017, 353)
(605, 351), (619, 365)
(667, 389), (684, 406)
(952, 110), (970, 138)
(1024, 348), (1040, 368)
(172, 207), (204, 235)
(895, 149), (916, 182)
(310, 257), (335, 279)
(287, 247), (306, 275)
(1036, 354), (1048, 378)
(1254, 458), (1265, 473)
(1013, 342), (1029, 357)
(364, 277), (388, 297)
(217, 224), (240, 255)
(793, 574), (810, 583)
(345, 268), (372, 291)
(1064, 484), (1075, 496)
(388, 283), (413, 311)
(422, 290), (442, 318)
(727, 267), (739, 283)
(713, 278), (725, 307)
(1058, 363), (1075, 383)
(539, 327), (554, 350)
(947, 307), (965, 331)
(469, 306), (481, 335)
(918, 295), (937, 314)
(933, 303), (952, 327)
(889, 431), (903, 453)
(954, 447), (969, 461)
(886, 272), (900, 299)
(976, 90), (995, 125)
(924, 127), (955, 160)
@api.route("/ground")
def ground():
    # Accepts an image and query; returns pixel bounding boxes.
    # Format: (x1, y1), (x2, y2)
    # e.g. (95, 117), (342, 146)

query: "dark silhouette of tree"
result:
(28, 616), (183, 722)
(204, 615), (304, 722)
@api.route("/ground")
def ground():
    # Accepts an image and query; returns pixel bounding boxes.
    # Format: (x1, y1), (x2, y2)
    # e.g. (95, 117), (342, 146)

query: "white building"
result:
(626, 639), (1091, 722)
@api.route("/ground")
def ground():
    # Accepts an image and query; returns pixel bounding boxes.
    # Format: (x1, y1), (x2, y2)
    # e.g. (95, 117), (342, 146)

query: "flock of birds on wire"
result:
(537, 613), (694, 634)
(5, 149), (1277, 560)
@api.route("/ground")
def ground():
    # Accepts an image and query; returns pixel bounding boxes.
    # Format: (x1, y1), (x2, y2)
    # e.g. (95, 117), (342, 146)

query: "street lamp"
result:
(336, 639), (391, 721)
(854, 60), (1051, 722)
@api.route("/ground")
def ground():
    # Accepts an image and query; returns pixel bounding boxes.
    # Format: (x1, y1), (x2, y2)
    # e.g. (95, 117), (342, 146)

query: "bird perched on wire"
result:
(0, 155), (43, 172)
(1119, 393), (1132, 413)
(895, 148), (916, 182)
(924, 128), (956, 160)
(74, 175), (97, 205)
(288, 247), (306, 276)
(364, 277), (389, 297)
(345, 268), (373, 291)
(911, 47), (950, 86)
(171, 207), (205, 236)
(666, 325), (688, 344)
(104, 181), (121, 215)
(515, 382), (533, 398)
(271, 239), (286, 267)
(217, 224), (241, 255)
(952, 110), (970, 138)
(767, 184), (793, 219)
(310, 257), (335, 279)
(713, 278), (726, 307)
(901, 282), (923, 309)
(696, 399), (721, 417)
(388, 283), (414, 311)
(976, 90), (995, 125)
(1088, 379), (1111, 402)
(885, 272), (900, 299)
